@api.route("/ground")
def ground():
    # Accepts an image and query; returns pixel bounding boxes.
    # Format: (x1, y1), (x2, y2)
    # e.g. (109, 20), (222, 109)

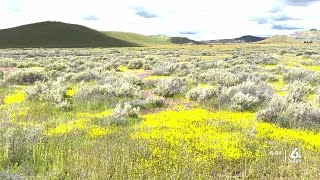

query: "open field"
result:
(0, 44), (320, 179)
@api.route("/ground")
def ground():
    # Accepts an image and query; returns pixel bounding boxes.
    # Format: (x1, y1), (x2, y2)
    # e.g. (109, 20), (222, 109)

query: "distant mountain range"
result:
(201, 35), (267, 44)
(290, 29), (320, 42)
(0, 21), (318, 48)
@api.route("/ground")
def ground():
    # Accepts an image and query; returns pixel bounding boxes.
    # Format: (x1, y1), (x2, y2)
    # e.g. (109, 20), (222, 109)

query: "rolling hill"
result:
(0, 21), (139, 48)
(170, 37), (202, 44)
(259, 35), (298, 44)
(290, 29), (320, 42)
(235, 35), (266, 42)
(202, 35), (266, 44)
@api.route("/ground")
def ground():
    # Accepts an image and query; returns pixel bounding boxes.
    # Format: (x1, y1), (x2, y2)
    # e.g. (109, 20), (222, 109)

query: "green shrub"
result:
(17, 62), (40, 68)
(70, 70), (102, 82)
(155, 77), (186, 97)
(0, 59), (17, 67)
(217, 81), (273, 111)
(44, 62), (67, 71)
(230, 92), (259, 111)
(142, 63), (152, 70)
(152, 62), (175, 76)
(186, 86), (217, 102)
(146, 95), (165, 107)
(198, 69), (240, 87)
(3, 127), (43, 167)
(259, 55), (279, 65)
(25, 78), (70, 109)
(127, 59), (143, 69)
(75, 76), (141, 102)
(283, 68), (313, 83)
(109, 102), (140, 125)
(285, 81), (312, 102)
(5, 70), (47, 85)
(74, 84), (111, 102)
(257, 96), (320, 129)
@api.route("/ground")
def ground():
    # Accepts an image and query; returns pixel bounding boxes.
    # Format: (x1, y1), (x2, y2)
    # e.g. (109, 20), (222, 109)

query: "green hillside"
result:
(0, 21), (139, 48)
(103, 31), (171, 46)
(103, 32), (202, 45)
(259, 35), (298, 44)
(170, 37), (201, 44)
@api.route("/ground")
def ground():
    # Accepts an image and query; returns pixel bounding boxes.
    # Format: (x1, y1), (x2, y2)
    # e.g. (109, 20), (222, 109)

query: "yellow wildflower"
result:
(66, 89), (75, 97)
(4, 92), (25, 105)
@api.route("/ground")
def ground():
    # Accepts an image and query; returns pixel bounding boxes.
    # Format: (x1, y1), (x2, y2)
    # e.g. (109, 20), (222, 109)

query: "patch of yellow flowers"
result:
(46, 110), (113, 138)
(132, 108), (320, 166)
(3, 92), (25, 105)
(132, 109), (259, 165)
(66, 89), (75, 97)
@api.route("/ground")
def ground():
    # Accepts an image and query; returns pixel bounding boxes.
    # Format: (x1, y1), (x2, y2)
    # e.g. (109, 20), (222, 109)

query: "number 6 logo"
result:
(290, 148), (302, 159)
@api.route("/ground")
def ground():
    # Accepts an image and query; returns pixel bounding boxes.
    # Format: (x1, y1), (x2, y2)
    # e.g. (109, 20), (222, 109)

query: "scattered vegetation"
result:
(1, 44), (320, 179)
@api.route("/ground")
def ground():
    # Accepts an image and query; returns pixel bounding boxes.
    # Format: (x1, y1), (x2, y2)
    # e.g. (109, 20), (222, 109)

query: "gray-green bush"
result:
(155, 77), (186, 97)
(285, 81), (312, 102)
(186, 86), (217, 102)
(218, 81), (274, 111)
(283, 68), (313, 83)
(109, 102), (140, 125)
(257, 96), (320, 129)
(127, 59), (143, 69)
(25, 78), (70, 109)
(5, 70), (47, 85)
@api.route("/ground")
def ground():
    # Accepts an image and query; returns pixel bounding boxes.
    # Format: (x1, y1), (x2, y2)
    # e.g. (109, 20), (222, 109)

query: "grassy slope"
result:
(259, 35), (298, 44)
(0, 21), (139, 48)
(104, 32), (201, 46)
(103, 31), (172, 46)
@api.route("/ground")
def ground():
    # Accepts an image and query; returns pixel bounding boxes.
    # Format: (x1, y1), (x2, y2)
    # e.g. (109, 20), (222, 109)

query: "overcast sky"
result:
(1, 0), (319, 40)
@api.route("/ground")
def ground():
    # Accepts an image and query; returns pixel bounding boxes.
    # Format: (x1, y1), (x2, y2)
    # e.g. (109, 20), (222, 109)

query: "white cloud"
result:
(0, 0), (320, 40)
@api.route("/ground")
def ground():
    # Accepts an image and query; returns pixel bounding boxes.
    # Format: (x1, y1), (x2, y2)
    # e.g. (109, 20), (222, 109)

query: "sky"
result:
(0, 0), (320, 40)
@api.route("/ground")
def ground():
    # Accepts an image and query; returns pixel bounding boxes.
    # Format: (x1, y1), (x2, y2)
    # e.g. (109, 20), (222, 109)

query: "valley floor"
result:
(0, 44), (320, 179)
